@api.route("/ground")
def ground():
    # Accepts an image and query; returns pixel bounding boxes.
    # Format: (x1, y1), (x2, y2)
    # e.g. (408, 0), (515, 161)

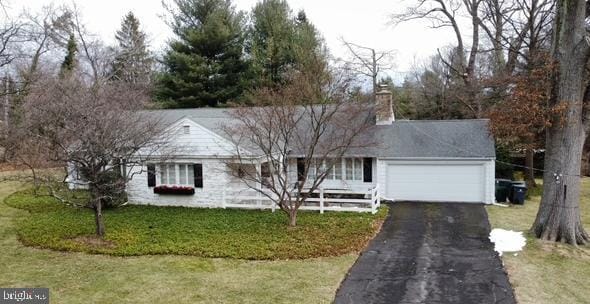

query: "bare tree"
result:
(392, 0), (554, 188)
(222, 63), (374, 226)
(0, 3), (20, 70)
(0, 2), (22, 133)
(531, 0), (590, 245)
(340, 38), (395, 96)
(409, 52), (467, 119)
(17, 5), (63, 85)
(488, 52), (552, 188)
(491, 0), (554, 73)
(7, 74), (168, 237)
(391, 0), (485, 117)
(480, 0), (554, 188)
(48, 4), (112, 86)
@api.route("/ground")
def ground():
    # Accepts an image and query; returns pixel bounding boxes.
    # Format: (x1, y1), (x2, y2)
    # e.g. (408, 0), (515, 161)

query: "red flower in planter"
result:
(154, 185), (195, 195)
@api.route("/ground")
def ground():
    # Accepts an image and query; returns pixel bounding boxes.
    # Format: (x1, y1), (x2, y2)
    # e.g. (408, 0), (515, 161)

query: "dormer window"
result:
(183, 125), (190, 134)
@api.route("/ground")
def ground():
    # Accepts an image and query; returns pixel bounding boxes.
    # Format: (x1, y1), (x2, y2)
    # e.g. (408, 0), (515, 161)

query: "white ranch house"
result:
(69, 89), (496, 213)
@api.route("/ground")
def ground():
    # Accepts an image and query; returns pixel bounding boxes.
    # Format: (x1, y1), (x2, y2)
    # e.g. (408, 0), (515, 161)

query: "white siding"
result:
(127, 158), (249, 207)
(376, 158), (387, 194)
(119, 115), (496, 207)
(484, 160), (495, 204)
(144, 118), (239, 157)
(125, 117), (261, 207)
(127, 157), (379, 208)
(65, 162), (89, 190)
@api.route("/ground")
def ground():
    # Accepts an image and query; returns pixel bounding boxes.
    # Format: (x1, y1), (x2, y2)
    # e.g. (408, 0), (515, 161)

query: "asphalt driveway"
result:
(334, 203), (516, 304)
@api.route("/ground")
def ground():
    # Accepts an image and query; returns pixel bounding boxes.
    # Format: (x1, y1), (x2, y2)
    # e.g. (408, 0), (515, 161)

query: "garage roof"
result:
(358, 119), (496, 159)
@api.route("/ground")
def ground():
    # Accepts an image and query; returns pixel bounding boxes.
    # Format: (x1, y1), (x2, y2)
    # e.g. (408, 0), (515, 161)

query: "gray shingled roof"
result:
(359, 120), (495, 158)
(143, 108), (232, 136)
(143, 108), (495, 159)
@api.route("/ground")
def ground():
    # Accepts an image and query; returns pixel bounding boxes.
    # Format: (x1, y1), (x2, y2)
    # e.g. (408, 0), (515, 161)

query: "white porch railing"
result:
(221, 185), (380, 214)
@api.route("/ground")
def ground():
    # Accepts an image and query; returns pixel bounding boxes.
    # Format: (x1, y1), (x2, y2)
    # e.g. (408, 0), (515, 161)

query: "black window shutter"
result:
(297, 158), (305, 182)
(363, 158), (373, 183)
(147, 164), (156, 187)
(194, 164), (203, 188)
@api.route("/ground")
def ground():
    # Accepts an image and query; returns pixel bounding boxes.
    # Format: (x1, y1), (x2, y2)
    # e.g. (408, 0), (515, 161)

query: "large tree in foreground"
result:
(222, 58), (374, 227)
(157, 0), (250, 108)
(531, 0), (590, 245)
(9, 76), (167, 237)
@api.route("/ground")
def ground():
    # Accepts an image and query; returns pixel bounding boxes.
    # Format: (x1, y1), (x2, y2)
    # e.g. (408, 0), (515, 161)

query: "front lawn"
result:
(0, 181), (385, 303)
(486, 179), (590, 304)
(5, 189), (386, 260)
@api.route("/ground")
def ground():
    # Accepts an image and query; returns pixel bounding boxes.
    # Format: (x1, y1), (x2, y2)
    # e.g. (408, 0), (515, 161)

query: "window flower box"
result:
(153, 185), (195, 195)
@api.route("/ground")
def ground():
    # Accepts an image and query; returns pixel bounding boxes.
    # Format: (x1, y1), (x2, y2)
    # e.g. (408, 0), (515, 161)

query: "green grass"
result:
(0, 180), (384, 303)
(486, 179), (590, 304)
(5, 189), (386, 260)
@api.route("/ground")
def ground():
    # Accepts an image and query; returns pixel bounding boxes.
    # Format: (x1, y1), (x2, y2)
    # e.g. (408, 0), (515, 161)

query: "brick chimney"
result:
(375, 86), (394, 125)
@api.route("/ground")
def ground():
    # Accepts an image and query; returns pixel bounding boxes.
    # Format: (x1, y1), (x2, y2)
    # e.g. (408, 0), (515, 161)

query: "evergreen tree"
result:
(156, 0), (249, 108)
(112, 12), (153, 84)
(247, 2), (324, 87)
(59, 34), (77, 78)
(248, 0), (295, 86)
(292, 10), (324, 69)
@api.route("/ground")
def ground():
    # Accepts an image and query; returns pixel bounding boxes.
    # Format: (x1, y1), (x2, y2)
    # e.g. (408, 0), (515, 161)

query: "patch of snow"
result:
(489, 228), (526, 256)
(492, 202), (509, 207)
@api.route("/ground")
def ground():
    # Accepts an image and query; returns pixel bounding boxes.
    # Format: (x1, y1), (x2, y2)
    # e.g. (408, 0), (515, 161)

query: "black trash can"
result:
(495, 179), (512, 202)
(510, 182), (528, 204)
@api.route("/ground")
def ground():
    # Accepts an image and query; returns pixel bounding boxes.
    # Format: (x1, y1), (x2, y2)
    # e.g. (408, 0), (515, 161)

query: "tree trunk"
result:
(372, 49), (377, 98)
(288, 208), (298, 227)
(531, 0), (590, 245)
(524, 149), (537, 188)
(94, 200), (106, 237)
(532, 120), (589, 244)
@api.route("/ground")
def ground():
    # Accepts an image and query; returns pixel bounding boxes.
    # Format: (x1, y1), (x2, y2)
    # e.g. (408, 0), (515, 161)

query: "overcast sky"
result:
(8, 0), (460, 81)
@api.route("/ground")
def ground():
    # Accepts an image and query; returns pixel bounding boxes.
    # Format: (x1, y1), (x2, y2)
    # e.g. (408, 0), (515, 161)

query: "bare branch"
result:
(222, 62), (375, 226)
(340, 38), (396, 95)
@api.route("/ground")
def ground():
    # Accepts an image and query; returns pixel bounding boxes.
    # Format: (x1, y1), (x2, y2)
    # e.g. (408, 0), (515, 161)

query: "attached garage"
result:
(383, 161), (493, 203)
(370, 119), (496, 204)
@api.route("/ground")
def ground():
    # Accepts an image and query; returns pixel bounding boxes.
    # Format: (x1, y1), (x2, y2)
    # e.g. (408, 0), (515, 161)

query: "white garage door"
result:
(385, 163), (485, 203)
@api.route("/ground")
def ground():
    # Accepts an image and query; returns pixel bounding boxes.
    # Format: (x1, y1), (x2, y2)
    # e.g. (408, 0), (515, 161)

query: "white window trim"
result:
(310, 158), (364, 182)
(158, 163), (194, 186)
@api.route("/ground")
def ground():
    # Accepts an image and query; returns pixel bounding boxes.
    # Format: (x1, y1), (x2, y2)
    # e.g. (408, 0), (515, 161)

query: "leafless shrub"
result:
(5, 74), (168, 237)
(223, 62), (375, 226)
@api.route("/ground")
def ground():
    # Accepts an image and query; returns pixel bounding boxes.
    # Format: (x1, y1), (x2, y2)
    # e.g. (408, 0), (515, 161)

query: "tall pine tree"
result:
(247, 0), (296, 86)
(157, 0), (249, 108)
(292, 10), (325, 71)
(59, 34), (77, 78)
(246, 3), (324, 88)
(112, 12), (153, 84)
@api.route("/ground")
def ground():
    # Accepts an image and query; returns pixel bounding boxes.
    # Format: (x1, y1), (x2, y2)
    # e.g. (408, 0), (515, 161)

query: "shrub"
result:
(496, 144), (514, 179)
